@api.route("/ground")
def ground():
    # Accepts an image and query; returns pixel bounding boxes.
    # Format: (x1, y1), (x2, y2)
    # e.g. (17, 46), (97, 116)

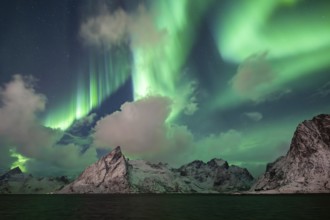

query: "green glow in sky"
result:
(43, 48), (131, 130)
(216, 0), (330, 63)
(37, 0), (330, 177)
(212, 0), (330, 109)
(10, 149), (29, 172)
(132, 0), (214, 121)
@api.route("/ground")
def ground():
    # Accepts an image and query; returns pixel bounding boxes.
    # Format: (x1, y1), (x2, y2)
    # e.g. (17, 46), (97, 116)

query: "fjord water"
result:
(0, 194), (329, 220)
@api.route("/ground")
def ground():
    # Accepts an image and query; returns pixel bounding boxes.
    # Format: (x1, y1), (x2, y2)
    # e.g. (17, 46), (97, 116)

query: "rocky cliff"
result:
(252, 114), (330, 193)
(59, 146), (254, 193)
(0, 167), (69, 194)
(59, 146), (130, 193)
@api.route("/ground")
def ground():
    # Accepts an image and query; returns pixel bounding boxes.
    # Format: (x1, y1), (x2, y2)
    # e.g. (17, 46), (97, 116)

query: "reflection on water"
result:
(0, 194), (330, 220)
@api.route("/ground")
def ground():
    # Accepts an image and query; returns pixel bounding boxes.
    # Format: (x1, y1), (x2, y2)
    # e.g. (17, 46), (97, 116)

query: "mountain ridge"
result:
(58, 146), (254, 193)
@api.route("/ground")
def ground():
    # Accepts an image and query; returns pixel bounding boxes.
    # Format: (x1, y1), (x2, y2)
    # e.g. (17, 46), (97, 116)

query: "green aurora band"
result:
(132, 0), (215, 121)
(43, 47), (131, 130)
(43, 0), (216, 129)
(43, 0), (330, 130)
(213, 0), (330, 109)
(10, 149), (29, 172)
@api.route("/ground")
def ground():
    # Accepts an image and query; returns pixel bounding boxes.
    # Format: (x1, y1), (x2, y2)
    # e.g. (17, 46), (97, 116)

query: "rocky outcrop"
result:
(175, 159), (253, 192)
(58, 146), (254, 193)
(252, 114), (330, 193)
(0, 167), (69, 194)
(59, 146), (130, 193)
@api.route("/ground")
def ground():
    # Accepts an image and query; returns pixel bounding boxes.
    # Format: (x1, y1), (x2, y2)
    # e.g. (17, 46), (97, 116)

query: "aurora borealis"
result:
(0, 0), (329, 177)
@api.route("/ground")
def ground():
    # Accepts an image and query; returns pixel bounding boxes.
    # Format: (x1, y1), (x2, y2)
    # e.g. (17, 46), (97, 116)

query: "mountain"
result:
(0, 167), (69, 194)
(58, 146), (130, 193)
(252, 114), (330, 193)
(58, 146), (254, 193)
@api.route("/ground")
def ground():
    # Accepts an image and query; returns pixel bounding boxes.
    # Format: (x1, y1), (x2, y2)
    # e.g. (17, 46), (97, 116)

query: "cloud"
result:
(231, 52), (289, 102)
(93, 96), (172, 154)
(80, 5), (165, 49)
(0, 75), (50, 157)
(0, 75), (97, 175)
(312, 81), (330, 98)
(92, 96), (199, 166)
(80, 8), (129, 48)
(243, 112), (263, 121)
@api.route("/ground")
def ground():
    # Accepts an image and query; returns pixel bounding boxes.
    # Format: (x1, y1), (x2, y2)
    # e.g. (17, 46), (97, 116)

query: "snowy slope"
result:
(0, 167), (69, 194)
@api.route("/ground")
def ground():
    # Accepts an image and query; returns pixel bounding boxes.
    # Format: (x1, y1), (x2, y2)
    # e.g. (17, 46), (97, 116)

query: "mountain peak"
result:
(288, 114), (330, 159)
(252, 114), (330, 193)
(9, 167), (22, 175)
(207, 158), (228, 169)
(108, 146), (122, 156)
(59, 146), (130, 193)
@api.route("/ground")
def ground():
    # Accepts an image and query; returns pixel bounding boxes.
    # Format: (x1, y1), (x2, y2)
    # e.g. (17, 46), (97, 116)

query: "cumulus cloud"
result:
(0, 75), (51, 156)
(80, 5), (165, 49)
(80, 8), (129, 48)
(92, 96), (198, 164)
(0, 75), (97, 175)
(231, 52), (289, 102)
(243, 112), (263, 121)
(93, 96), (172, 154)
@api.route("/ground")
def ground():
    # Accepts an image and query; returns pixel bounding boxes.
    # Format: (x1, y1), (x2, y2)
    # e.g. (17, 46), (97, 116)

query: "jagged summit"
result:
(58, 146), (254, 194)
(252, 114), (330, 193)
(59, 146), (130, 193)
(106, 146), (122, 158)
(288, 114), (330, 159)
(207, 158), (228, 168)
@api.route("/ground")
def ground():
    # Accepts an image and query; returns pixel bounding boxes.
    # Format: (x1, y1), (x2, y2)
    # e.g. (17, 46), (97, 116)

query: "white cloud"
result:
(93, 96), (171, 154)
(243, 112), (263, 121)
(80, 8), (129, 48)
(231, 52), (290, 102)
(80, 5), (165, 49)
(0, 75), (97, 175)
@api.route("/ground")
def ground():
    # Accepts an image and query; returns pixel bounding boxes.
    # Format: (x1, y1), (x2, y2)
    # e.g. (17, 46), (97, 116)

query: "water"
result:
(0, 194), (329, 220)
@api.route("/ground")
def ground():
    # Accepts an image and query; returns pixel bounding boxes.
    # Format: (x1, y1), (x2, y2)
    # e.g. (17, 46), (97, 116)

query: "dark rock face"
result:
(59, 147), (254, 194)
(252, 114), (330, 193)
(176, 159), (254, 192)
(0, 167), (68, 194)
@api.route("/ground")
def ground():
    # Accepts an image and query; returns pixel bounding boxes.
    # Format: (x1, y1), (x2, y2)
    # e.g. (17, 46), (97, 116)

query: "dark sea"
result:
(0, 194), (330, 220)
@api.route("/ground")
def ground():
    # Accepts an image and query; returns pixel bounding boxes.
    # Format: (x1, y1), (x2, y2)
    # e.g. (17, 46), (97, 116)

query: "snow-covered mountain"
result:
(59, 146), (130, 193)
(0, 167), (69, 194)
(58, 146), (254, 193)
(252, 114), (330, 193)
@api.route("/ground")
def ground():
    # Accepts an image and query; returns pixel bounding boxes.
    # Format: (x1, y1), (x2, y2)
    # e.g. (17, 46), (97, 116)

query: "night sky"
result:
(0, 0), (329, 177)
